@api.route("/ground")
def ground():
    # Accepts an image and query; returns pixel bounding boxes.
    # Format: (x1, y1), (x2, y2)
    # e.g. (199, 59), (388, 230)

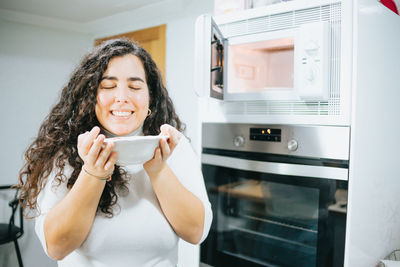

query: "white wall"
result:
(0, 19), (92, 267)
(0, 1), (214, 266)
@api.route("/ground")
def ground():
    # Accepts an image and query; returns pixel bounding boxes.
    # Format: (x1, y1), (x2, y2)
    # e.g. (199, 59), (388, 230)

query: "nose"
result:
(114, 86), (129, 103)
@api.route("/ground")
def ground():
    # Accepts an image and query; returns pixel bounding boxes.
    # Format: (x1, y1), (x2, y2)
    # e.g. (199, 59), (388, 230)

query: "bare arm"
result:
(44, 127), (116, 260)
(146, 165), (205, 244)
(144, 124), (204, 244)
(44, 171), (106, 260)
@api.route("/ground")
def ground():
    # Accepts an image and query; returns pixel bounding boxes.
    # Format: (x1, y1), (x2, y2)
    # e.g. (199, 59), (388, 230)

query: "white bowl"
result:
(104, 135), (168, 166)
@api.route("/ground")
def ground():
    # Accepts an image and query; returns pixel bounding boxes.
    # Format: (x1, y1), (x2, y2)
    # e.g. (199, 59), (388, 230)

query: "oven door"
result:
(200, 153), (347, 267)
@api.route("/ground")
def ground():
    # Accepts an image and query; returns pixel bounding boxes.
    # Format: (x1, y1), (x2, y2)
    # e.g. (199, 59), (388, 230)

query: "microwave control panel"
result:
(296, 21), (330, 101)
(250, 128), (281, 142)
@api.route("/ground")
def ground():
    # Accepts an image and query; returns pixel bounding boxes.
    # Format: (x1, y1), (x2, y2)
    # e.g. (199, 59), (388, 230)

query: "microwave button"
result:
(305, 40), (320, 56)
(306, 66), (318, 82)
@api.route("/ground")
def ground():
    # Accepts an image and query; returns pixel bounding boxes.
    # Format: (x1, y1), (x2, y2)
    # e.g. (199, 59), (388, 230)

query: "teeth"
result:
(112, 111), (132, 117)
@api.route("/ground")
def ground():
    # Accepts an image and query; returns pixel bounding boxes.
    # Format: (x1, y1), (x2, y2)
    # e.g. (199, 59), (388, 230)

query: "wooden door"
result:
(94, 24), (166, 80)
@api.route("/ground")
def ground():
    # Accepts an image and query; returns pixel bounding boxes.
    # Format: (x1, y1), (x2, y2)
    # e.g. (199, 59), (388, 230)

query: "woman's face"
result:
(95, 54), (150, 136)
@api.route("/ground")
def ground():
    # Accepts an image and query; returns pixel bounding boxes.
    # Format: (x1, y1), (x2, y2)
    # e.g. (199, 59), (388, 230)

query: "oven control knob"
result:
(287, 139), (298, 151)
(233, 136), (245, 147)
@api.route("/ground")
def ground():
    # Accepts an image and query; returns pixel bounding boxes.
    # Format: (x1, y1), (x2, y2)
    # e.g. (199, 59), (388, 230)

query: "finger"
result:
(160, 124), (174, 147)
(159, 138), (171, 159)
(160, 124), (171, 138)
(95, 142), (114, 168)
(105, 151), (117, 171)
(81, 127), (101, 155)
(77, 131), (89, 155)
(77, 131), (89, 142)
(77, 130), (89, 146)
(86, 134), (105, 164)
(154, 147), (162, 162)
(160, 124), (181, 150)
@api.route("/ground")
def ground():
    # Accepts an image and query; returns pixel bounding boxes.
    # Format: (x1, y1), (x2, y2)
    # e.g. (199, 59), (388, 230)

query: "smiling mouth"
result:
(111, 111), (134, 117)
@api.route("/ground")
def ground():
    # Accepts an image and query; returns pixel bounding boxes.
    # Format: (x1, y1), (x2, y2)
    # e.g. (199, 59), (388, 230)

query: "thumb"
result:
(160, 124), (172, 137)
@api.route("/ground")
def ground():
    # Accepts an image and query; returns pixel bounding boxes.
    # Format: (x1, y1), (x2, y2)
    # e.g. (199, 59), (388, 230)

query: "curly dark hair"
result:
(18, 38), (184, 218)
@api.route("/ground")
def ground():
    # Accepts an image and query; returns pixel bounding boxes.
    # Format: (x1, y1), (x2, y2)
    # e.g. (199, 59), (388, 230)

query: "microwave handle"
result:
(202, 153), (348, 181)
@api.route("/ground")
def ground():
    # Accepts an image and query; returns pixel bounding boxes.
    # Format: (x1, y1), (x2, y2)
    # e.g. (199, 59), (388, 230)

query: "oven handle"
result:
(202, 154), (348, 181)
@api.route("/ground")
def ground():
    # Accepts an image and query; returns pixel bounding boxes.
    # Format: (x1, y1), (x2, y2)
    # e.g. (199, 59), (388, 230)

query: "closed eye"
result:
(100, 76), (117, 89)
(100, 81), (116, 89)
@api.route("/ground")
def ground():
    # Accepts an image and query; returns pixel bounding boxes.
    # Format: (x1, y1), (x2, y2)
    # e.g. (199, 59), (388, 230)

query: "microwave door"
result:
(194, 14), (226, 100)
(210, 17), (226, 100)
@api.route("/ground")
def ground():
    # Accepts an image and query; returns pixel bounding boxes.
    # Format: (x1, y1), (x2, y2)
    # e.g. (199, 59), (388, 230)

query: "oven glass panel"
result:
(227, 37), (294, 93)
(201, 164), (347, 267)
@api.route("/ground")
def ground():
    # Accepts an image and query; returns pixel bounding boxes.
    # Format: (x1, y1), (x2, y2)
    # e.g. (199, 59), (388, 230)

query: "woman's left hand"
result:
(143, 124), (182, 175)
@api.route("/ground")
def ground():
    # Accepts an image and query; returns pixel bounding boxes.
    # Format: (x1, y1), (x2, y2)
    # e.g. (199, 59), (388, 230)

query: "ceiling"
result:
(0, 0), (167, 23)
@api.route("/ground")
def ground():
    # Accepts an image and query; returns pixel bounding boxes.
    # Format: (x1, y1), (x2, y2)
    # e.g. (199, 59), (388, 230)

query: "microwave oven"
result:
(196, 15), (330, 102)
(194, 0), (353, 126)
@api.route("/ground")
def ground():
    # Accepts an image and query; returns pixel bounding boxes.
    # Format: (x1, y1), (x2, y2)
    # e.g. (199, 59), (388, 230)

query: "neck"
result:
(101, 125), (144, 138)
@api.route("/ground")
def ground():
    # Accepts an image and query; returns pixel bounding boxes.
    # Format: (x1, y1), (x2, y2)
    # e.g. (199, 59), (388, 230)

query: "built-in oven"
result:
(200, 123), (349, 267)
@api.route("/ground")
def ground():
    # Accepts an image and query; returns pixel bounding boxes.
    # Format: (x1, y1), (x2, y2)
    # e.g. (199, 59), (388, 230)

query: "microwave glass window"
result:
(228, 37), (294, 93)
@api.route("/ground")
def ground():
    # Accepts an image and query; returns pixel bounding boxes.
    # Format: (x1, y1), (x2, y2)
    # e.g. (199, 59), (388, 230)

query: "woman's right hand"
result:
(77, 126), (117, 178)
(45, 126), (117, 260)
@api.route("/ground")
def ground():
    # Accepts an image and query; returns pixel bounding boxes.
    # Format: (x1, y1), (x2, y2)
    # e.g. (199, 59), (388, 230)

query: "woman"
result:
(18, 39), (212, 266)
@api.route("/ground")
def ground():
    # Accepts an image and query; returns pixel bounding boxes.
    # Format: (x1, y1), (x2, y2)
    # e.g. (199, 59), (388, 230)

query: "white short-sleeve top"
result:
(35, 135), (212, 267)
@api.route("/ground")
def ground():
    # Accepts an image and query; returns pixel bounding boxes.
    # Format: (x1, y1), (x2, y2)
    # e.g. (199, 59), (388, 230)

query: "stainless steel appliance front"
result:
(200, 123), (349, 267)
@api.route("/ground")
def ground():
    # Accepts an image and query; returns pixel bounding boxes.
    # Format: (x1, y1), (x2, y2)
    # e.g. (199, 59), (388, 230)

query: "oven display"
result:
(250, 128), (281, 142)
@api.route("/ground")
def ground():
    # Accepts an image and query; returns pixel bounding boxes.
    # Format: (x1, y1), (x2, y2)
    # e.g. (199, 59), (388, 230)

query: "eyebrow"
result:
(101, 76), (145, 83)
